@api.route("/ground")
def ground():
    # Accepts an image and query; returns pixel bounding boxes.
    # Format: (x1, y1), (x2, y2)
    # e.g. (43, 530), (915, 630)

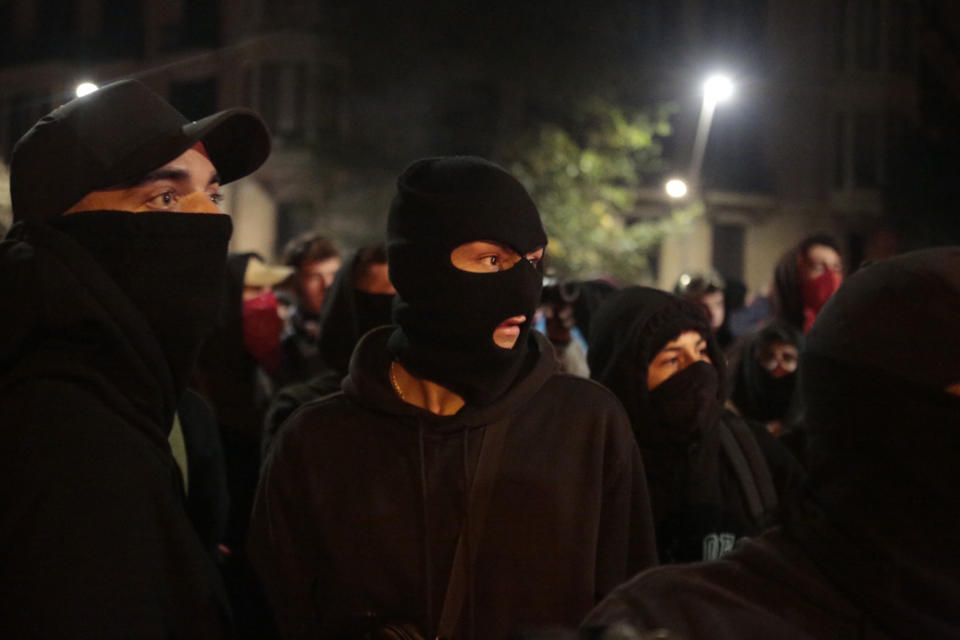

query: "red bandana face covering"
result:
(802, 270), (842, 333)
(242, 290), (284, 376)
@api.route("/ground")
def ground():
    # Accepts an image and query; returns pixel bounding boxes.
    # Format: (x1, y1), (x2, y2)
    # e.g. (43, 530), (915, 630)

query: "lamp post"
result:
(75, 82), (99, 98)
(688, 73), (734, 188)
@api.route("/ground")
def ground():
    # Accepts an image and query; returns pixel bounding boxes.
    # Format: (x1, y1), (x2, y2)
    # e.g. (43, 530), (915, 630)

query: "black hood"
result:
(344, 327), (559, 433)
(730, 322), (803, 422)
(587, 286), (725, 440)
(316, 251), (394, 379)
(787, 247), (960, 640)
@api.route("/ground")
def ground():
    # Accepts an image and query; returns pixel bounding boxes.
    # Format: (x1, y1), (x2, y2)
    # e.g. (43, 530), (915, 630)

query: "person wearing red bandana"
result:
(771, 234), (844, 334)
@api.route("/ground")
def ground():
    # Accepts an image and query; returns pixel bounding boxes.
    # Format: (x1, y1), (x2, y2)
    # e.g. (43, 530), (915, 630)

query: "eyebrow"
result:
(124, 168), (221, 188)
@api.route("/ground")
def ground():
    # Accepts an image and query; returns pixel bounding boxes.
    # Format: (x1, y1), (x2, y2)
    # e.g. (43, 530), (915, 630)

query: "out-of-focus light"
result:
(665, 178), (689, 199)
(703, 74), (734, 103)
(75, 82), (99, 98)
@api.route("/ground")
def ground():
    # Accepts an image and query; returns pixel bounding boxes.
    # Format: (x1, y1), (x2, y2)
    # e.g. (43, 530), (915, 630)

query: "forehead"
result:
(663, 330), (706, 348)
(806, 244), (841, 263)
(301, 257), (340, 273)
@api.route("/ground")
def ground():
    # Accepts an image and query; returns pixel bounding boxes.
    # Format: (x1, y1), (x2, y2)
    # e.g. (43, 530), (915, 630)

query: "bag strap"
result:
(718, 418), (778, 526)
(434, 418), (510, 640)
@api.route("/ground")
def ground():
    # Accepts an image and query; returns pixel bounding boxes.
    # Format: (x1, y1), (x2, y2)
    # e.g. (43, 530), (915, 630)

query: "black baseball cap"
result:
(10, 79), (271, 222)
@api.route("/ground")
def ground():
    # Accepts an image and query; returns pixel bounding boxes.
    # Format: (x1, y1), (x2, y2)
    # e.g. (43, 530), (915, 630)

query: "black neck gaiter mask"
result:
(386, 156), (547, 407)
(47, 210), (232, 397)
(648, 361), (723, 439)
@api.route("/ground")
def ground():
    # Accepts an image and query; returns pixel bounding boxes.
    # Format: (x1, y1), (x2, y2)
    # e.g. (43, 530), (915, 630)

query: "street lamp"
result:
(689, 73), (734, 188)
(664, 178), (689, 199)
(75, 82), (99, 98)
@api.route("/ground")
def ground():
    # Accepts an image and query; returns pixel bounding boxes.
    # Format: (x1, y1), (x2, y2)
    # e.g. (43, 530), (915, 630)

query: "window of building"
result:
(853, 111), (880, 188)
(834, 112), (847, 189)
(834, 0), (849, 70)
(888, 0), (915, 73)
(712, 222), (745, 282)
(854, 0), (880, 71)
(260, 62), (307, 141)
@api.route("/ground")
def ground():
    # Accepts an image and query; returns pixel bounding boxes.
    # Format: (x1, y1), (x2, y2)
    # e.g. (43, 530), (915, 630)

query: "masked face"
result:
(47, 210), (232, 396)
(386, 156), (548, 406)
(242, 289), (284, 376)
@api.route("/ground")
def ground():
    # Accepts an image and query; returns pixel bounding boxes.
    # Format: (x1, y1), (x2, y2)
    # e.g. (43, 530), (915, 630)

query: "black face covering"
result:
(47, 210), (232, 396)
(648, 361), (723, 439)
(386, 156), (547, 406)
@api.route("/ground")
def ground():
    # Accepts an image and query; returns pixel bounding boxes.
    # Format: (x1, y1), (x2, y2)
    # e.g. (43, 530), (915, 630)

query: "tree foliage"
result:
(500, 98), (702, 284)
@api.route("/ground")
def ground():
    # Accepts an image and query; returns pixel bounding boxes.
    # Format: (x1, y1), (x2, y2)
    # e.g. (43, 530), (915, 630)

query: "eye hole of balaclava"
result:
(449, 240), (545, 274)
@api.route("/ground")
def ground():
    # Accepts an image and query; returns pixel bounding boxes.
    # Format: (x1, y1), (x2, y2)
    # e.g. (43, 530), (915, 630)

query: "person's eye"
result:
(482, 255), (500, 269)
(146, 191), (178, 209)
(210, 192), (224, 205)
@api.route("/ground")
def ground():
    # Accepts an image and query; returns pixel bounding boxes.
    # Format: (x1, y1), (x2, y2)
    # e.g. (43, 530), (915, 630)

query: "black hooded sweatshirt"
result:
(248, 327), (657, 640)
(263, 250), (394, 455)
(583, 247), (960, 640)
(588, 287), (803, 564)
(0, 218), (231, 637)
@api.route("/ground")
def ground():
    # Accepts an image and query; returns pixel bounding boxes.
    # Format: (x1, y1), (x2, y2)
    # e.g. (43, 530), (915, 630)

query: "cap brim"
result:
(184, 108), (271, 185)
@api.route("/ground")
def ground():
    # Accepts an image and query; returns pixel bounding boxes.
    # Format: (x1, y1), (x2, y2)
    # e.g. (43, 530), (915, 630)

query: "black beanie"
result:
(386, 156), (547, 406)
(588, 286), (722, 429)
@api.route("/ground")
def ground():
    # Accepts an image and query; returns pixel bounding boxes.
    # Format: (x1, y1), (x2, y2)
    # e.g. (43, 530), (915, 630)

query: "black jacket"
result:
(248, 327), (657, 640)
(0, 221), (230, 637)
(588, 287), (804, 564)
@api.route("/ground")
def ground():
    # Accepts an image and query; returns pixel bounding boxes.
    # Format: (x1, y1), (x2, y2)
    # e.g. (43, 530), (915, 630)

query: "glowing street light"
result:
(75, 82), (99, 98)
(664, 178), (689, 199)
(689, 73), (735, 188)
(703, 74), (734, 105)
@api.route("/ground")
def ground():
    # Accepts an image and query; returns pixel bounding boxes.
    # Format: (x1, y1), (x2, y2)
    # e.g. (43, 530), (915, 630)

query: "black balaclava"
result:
(386, 156), (547, 407)
(47, 211), (231, 397)
(785, 247), (960, 640)
(730, 321), (803, 422)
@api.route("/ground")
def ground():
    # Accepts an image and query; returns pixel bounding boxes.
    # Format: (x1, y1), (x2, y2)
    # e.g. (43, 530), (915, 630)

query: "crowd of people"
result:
(1, 80), (957, 640)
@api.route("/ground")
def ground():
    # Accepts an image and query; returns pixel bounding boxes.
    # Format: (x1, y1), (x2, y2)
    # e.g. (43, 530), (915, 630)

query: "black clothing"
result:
(0, 218), (231, 637)
(249, 327), (657, 640)
(279, 307), (324, 387)
(264, 250), (394, 455)
(589, 287), (803, 563)
(387, 156), (548, 406)
(584, 248), (960, 640)
(584, 527), (897, 640)
(729, 322), (803, 423)
(178, 389), (230, 557)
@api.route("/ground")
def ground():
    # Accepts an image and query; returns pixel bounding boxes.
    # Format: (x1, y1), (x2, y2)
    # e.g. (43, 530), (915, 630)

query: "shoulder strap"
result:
(719, 418), (778, 525)
(435, 419), (510, 640)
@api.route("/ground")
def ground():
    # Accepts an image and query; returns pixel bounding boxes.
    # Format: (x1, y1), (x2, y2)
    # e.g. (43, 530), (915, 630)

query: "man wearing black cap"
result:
(248, 156), (656, 640)
(582, 247), (960, 640)
(0, 80), (269, 637)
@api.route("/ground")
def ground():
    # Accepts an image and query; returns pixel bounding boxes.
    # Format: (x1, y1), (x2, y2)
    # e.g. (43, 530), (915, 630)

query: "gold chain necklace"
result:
(389, 361), (406, 401)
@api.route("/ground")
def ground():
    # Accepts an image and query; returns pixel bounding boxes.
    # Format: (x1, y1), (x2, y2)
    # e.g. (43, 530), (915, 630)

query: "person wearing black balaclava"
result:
(582, 247), (960, 640)
(262, 243), (396, 457)
(248, 156), (656, 640)
(588, 287), (803, 565)
(729, 321), (804, 439)
(0, 80), (270, 637)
